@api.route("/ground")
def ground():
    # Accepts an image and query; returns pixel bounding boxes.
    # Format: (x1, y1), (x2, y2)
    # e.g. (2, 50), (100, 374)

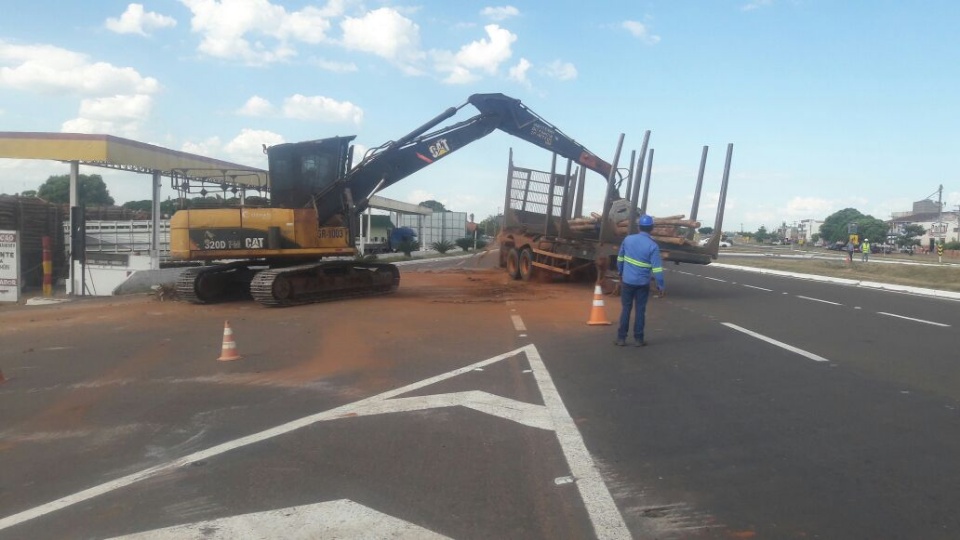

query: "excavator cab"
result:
(266, 136), (354, 209)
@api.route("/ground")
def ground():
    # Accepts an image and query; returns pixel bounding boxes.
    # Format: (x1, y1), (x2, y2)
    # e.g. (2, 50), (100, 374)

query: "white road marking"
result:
(347, 390), (554, 430)
(702, 276), (726, 283)
(524, 346), (631, 539)
(107, 499), (449, 539)
(742, 284), (772, 292)
(0, 345), (629, 540)
(511, 314), (527, 331)
(723, 323), (830, 362)
(554, 476), (575, 485)
(796, 295), (843, 306)
(878, 312), (950, 327)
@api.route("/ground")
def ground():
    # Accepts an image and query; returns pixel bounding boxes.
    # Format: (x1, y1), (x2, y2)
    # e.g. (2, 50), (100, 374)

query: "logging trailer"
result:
(498, 132), (733, 293)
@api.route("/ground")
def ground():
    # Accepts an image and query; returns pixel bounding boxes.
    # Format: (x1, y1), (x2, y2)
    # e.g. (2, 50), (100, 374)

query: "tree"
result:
(754, 226), (770, 243)
(896, 224), (925, 248)
(123, 200), (154, 212)
(856, 215), (888, 244)
(418, 200), (447, 212)
(820, 208), (864, 243)
(479, 213), (502, 236)
(37, 174), (114, 205)
(699, 226), (714, 235)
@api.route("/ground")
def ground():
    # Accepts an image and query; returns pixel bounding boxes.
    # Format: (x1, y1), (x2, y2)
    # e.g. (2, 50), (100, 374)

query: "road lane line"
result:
(0, 347), (525, 532)
(796, 295), (843, 306)
(742, 284), (773, 292)
(703, 276), (726, 283)
(511, 314), (527, 331)
(1, 344), (630, 539)
(722, 323), (830, 362)
(524, 346), (631, 539)
(108, 500), (450, 539)
(878, 312), (950, 327)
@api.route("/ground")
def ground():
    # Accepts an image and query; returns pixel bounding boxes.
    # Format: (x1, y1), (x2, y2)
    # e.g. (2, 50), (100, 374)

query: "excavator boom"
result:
(313, 93), (613, 226)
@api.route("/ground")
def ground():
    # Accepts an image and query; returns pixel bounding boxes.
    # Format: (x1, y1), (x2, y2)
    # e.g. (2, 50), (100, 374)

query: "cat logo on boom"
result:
(245, 237), (264, 249)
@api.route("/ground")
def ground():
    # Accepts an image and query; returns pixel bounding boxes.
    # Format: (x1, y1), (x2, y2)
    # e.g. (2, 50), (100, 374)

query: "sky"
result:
(1, 0), (959, 233)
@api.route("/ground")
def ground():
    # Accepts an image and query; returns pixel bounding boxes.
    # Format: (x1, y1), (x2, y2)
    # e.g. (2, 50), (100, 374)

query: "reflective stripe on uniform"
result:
(620, 255), (652, 269)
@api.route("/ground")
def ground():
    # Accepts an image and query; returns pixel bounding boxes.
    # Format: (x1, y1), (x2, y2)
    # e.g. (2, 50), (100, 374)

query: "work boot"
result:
(614, 339), (626, 347)
(634, 339), (646, 347)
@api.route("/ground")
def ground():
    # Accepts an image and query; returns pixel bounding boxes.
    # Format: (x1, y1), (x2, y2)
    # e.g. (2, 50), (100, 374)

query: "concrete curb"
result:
(710, 263), (960, 301)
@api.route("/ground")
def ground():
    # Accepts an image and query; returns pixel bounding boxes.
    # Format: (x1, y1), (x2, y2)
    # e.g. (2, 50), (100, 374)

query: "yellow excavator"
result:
(169, 93), (613, 306)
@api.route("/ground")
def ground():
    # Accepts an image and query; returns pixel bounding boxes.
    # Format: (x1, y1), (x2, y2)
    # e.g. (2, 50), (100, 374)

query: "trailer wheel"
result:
(519, 248), (536, 281)
(506, 248), (521, 280)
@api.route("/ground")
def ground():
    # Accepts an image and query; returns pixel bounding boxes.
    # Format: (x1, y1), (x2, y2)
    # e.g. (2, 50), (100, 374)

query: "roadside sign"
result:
(0, 230), (20, 303)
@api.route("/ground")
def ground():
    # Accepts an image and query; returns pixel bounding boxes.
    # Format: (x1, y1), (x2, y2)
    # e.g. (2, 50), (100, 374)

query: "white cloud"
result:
(621, 21), (661, 45)
(181, 136), (223, 157)
(106, 4), (177, 36)
(0, 41), (160, 96)
(741, 0), (774, 11)
(235, 94), (363, 123)
(180, 0), (343, 65)
(480, 6), (520, 21)
(435, 24), (516, 84)
(61, 94), (153, 137)
(282, 94), (363, 124)
(237, 95), (275, 116)
(223, 128), (283, 165)
(313, 58), (358, 72)
(181, 129), (283, 167)
(542, 60), (577, 81)
(508, 57), (531, 87)
(340, 7), (424, 72)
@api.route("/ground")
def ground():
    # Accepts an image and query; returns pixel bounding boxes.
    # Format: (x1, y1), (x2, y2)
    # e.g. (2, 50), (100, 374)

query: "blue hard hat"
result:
(638, 215), (654, 227)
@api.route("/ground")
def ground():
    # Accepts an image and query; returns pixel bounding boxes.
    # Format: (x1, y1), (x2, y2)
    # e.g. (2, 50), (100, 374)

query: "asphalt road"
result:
(2, 254), (960, 539)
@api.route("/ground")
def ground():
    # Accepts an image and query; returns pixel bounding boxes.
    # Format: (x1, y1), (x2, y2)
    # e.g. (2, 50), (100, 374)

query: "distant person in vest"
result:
(615, 215), (665, 347)
(861, 239), (871, 262)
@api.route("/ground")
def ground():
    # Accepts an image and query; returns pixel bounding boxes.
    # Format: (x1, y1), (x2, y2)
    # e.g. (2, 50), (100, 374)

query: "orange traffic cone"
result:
(217, 320), (242, 361)
(587, 284), (611, 325)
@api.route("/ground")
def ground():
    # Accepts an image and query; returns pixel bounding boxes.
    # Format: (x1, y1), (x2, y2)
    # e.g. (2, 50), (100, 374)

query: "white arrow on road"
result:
(107, 499), (450, 539)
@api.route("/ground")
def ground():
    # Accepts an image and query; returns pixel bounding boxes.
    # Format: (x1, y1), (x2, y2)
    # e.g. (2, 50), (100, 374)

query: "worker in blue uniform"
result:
(615, 214), (665, 347)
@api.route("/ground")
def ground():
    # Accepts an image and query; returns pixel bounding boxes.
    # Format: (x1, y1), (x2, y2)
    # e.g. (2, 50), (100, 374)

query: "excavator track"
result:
(250, 260), (400, 307)
(175, 263), (257, 304)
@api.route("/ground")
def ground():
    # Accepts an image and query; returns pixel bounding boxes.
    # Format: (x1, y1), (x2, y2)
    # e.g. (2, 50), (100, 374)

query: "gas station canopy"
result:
(0, 132), (268, 188)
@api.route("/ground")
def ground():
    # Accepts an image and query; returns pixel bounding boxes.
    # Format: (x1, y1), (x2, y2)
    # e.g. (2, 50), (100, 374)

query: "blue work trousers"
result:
(617, 282), (651, 342)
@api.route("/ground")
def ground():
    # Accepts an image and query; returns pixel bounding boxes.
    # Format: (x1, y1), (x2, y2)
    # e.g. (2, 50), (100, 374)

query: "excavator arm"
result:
(311, 93), (613, 226)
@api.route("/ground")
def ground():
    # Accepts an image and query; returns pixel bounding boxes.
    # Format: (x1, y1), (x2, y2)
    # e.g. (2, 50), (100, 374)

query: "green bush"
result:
(432, 239), (456, 254)
(455, 238), (474, 251)
(397, 240), (420, 256)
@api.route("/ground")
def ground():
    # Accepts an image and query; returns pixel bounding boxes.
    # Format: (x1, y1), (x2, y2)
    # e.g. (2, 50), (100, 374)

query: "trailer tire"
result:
(519, 248), (536, 281)
(506, 248), (521, 280)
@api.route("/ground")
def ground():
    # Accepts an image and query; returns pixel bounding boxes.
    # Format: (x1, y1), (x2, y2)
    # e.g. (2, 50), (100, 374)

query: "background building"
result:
(395, 211), (468, 247)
